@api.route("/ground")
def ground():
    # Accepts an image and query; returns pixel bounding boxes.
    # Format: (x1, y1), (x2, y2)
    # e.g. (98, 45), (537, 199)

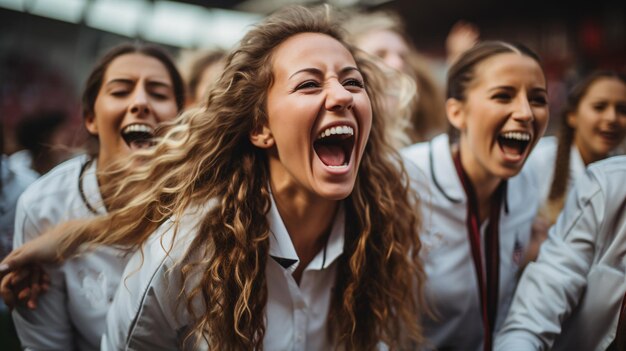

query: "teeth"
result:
(122, 124), (154, 134)
(317, 125), (354, 140)
(500, 131), (530, 141)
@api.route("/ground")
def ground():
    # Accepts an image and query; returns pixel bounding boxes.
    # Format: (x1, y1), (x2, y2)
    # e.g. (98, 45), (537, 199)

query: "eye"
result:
(149, 90), (170, 100)
(616, 104), (626, 116)
(295, 80), (320, 91)
(530, 95), (548, 106)
(592, 103), (607, 112)
(343, 78), (364, 89)
(492, 92), (512, 101)
(111, 90), (130, 97)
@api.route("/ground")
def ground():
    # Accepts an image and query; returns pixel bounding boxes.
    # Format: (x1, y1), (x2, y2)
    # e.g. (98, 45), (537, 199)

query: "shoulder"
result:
(18, 155), (89, 207)
(584, 156), (626, 200)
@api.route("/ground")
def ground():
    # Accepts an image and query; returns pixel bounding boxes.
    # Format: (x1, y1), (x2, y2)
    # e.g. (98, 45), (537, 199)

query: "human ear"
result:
(446, 98), (466, 130)
(84, 113), (98, 136)
(566, 112), (578, 129)
(249, 124), (275, 149)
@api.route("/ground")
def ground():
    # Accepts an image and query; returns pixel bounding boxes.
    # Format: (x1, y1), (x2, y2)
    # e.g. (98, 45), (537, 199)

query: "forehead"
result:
(271, 32), (356, 75)
(104, 53), (171, 81)
(471, 52), (546, 89)
(357, 29), (408, 53)
(584, 78), (626, 99)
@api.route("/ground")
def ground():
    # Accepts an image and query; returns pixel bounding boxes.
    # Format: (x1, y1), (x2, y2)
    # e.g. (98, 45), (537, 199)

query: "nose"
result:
(603, 106), (619, 123)
(512, 96), (534, 123)
(129, 88), (150, 116)
(325, 80), (354, 112)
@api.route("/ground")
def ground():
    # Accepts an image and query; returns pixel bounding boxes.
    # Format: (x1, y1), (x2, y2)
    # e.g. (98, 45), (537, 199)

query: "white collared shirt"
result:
(401, 134), (540, 351)
(102, 195), (346, 351)
(12, 155), (130, 351)
(525, 136), (586, 204)
(496, 155), (626, 351)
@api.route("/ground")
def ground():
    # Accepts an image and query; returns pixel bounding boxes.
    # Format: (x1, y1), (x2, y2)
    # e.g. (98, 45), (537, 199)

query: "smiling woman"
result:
(8, 43), (185, 351)
(401, 41), (549, 351)
(1, 5), (425, 350)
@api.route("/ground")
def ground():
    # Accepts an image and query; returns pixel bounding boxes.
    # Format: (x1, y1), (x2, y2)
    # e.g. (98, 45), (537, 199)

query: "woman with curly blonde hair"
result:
(1, 5), (425, 350)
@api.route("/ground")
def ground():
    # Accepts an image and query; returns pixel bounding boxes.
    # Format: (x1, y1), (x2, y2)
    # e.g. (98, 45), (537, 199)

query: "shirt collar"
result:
(267, 193), (345, 272)
(81, 157), (107, 215)
(429, 134), (465, 203)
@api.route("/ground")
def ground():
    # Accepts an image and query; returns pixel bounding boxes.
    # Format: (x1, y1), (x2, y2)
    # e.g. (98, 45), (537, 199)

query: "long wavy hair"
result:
(542, 70), (626, 223)
(58, 5), (424, 350)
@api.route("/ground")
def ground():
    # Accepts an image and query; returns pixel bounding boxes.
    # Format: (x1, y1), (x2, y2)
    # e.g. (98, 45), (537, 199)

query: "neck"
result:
(574, 137), (603, 166)
(269, 172), (338, 283)
(457, 143), (501, 222)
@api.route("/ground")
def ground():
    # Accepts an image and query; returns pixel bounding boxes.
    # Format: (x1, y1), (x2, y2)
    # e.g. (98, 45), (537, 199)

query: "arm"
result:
(10, 197), (76, 350)
(495, 172), (603, 350)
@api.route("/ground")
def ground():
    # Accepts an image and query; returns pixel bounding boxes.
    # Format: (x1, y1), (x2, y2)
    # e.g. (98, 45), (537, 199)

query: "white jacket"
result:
(401, 134), (540, 350)
(12, 155), (129, 351)
(102, 197), (348, 351)
(496, 155), (626, 351)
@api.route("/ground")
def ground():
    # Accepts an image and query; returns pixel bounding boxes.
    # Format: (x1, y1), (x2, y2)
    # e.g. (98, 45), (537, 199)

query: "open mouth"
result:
(313, 125), (355, 168)
(497, 131), (531, 158)
(598, 130), (621, 143)
(121, 123), (155, 150)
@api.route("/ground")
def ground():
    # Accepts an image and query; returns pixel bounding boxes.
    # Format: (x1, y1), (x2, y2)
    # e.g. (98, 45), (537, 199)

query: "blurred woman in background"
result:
(345, 10), (448, 147)
(8, 43), (184, 351)
(524, 70), (626, 263)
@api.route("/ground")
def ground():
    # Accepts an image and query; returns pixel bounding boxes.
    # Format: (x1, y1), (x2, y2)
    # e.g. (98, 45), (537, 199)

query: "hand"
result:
(0, 220), (82, 280)
(0, 265), (50, 310)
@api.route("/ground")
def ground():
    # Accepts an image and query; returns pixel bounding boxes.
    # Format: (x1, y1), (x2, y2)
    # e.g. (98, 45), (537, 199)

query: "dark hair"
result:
(187, 49), (227, 102)
(81, 43), (185, 119)
(16, 110), (67, 154)
(447, 41), (542, 101)
(544, 70), (626, 221)
(446, 41), (543, 141)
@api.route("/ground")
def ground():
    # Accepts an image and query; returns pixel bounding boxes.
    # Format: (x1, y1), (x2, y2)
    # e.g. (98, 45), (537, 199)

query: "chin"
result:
(316, 183), (355, 201)
(496, 165), (523, 180)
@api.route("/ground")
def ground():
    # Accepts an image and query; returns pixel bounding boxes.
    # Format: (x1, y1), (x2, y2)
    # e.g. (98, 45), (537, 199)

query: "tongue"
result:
(128, 139), (153, 150)
(316, 144), (346, 166)
(499, 140), (523, 156)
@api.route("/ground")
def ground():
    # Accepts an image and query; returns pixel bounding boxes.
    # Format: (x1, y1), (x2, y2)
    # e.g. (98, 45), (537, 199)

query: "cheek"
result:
(155, 101), (179, 122)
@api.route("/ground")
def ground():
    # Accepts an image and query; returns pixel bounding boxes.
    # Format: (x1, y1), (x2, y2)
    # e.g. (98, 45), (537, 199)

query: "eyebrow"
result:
(488, 85), (548, 94)
(105, 78), (172, 89)
(288, 66), (361, 80)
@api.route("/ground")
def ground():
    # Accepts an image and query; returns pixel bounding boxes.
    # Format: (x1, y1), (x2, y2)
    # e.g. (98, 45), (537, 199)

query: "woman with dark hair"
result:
(523, 71), (626, 263)
(7, 42), (185, 351)
(1, 5), (425, 350)
(402, 41), (549, 350)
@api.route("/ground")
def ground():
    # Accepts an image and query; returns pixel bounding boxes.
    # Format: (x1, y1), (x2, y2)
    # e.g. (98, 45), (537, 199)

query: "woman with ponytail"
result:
(524, 71), (626, 263)
(402, 41), (549, 350)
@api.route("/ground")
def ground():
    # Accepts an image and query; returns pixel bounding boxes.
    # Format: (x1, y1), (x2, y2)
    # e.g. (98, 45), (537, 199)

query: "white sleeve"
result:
(495, 172), (603, 351)
(12, 197), (75, 350)
(102, 246), (186, 351)
(12, 196), (76, 351)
